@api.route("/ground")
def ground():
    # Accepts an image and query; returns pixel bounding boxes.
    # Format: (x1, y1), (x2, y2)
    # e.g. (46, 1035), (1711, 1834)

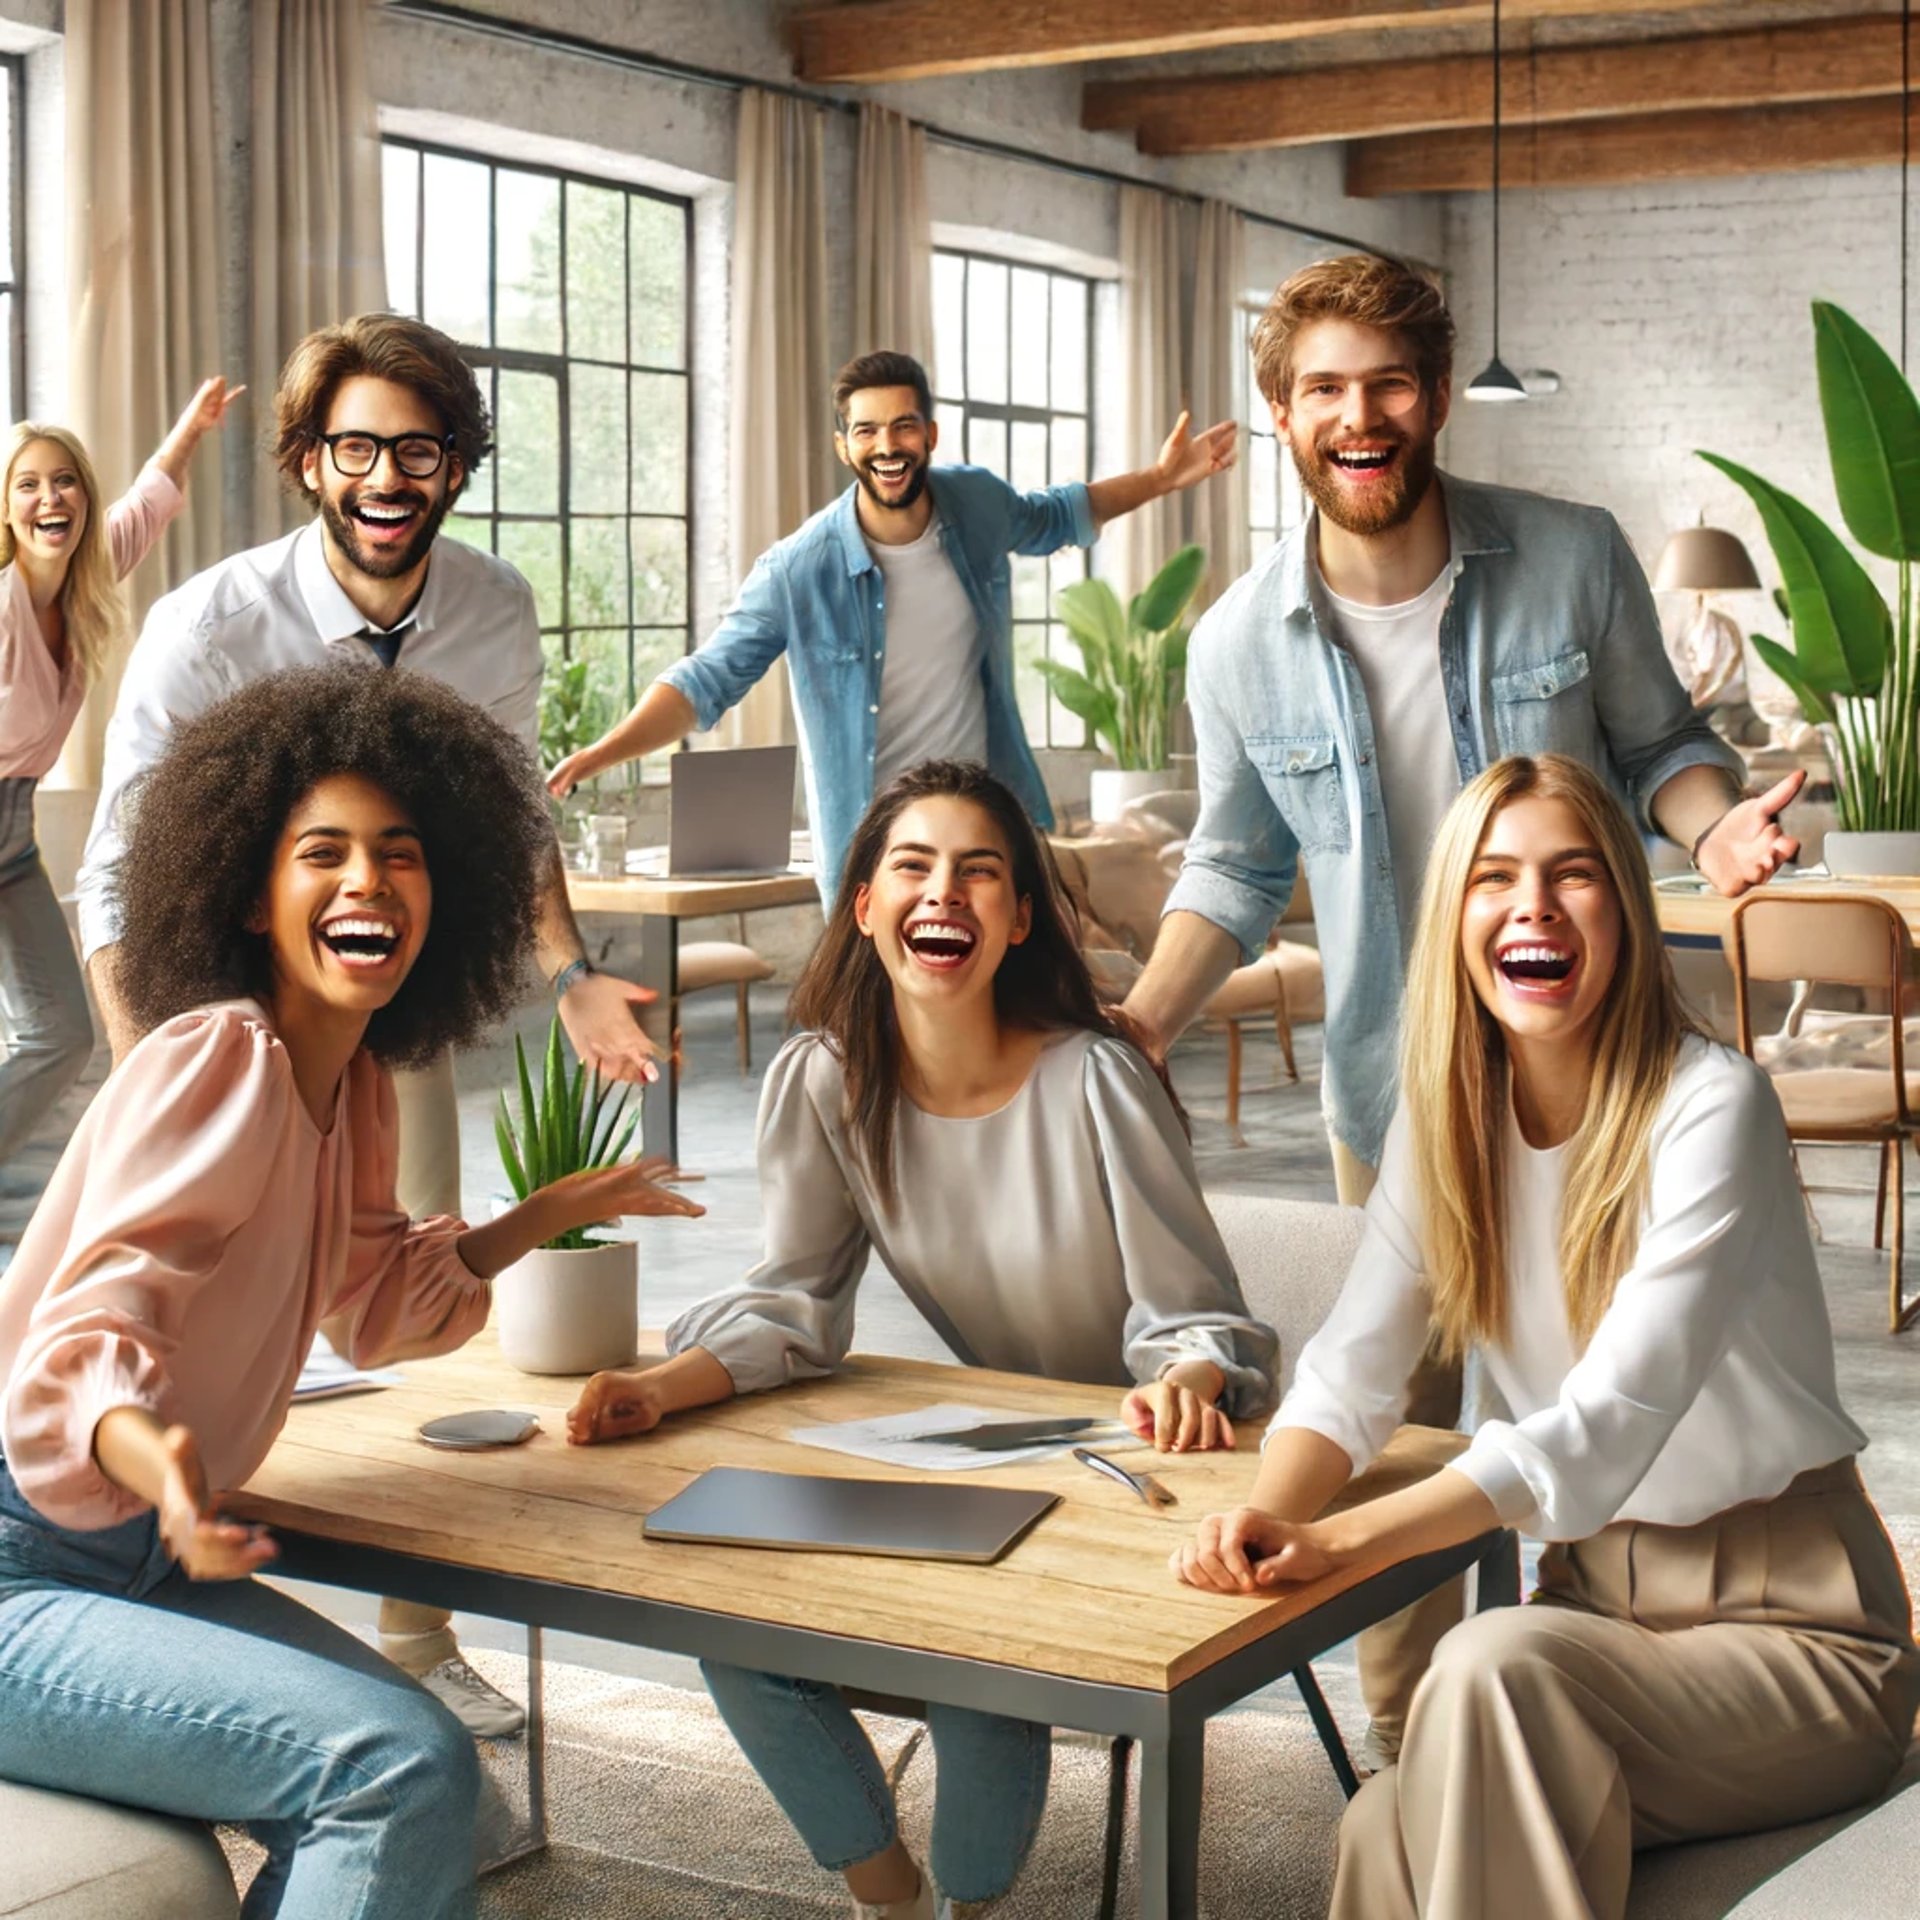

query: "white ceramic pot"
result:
(1089, 767), (1175, 825)
(1823, 831), (1920, 880)
(496, 1239), (638, 1376)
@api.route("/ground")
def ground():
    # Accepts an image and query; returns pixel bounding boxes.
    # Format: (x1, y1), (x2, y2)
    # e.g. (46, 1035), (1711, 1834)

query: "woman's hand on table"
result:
(1122, 1360), (1234, 1452)
(1169, 1507), (1340, 1595)
(157, 1425), (279, 1582)
(567, 1368), (670, 1445)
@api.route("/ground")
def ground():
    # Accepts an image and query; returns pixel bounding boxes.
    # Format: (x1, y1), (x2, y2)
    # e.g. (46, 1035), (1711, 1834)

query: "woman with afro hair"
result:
(0, 664), (701, 1920)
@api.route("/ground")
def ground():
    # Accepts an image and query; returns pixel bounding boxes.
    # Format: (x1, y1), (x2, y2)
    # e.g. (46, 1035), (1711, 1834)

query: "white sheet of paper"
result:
(294, 1332), (404, 1402)
(786, 1402), (1135, 1472)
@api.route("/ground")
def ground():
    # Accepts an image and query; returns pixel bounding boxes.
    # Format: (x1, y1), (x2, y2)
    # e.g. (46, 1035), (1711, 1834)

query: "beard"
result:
(317, 482), (453, 581)
(854, 451), (930, 515)
(1291, 423), (1438, 538)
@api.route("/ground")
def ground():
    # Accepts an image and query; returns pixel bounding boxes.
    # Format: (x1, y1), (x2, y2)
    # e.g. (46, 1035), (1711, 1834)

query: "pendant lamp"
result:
(1466, 0), (1527, 402)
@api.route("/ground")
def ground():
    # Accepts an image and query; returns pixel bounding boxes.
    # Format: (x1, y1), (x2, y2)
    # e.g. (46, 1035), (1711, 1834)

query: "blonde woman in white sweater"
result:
(1174, 752), (1919, 1920)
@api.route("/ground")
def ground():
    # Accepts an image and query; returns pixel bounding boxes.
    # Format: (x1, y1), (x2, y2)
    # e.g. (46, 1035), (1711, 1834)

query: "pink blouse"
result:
(0, 462), (183, 779)
(0, 1000), (489, 1530)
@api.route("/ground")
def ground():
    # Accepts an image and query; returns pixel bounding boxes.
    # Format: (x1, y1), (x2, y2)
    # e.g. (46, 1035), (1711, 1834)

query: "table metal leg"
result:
(637, 914), (679, 1164)
(526, 1623), (548, 1850)
(1292, 1664), (1361, 1799)
(1135, 1714), (1204, 1919)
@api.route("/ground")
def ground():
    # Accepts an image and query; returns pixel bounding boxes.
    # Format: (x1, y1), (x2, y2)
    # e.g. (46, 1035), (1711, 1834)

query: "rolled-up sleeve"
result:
(1085, 1040), (1277, 1416)
(1267, 1110), (1434, 1473)
(1161, 609), (1298, 960)
(327, 1056), (489, 1368)
(657, 549), (793, 732)
(1591, 517), (1744, 829)
(1005, 477), (1097, 554)
(666, 1036), (871, 1392)
(1, 1014), (286, 1529)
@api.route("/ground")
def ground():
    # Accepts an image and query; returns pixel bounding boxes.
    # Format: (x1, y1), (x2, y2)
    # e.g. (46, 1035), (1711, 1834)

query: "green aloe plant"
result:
(494, 1017), (641, 1251)
(1033, 543), (1206, 772)
(1700, 301), (1920, 833)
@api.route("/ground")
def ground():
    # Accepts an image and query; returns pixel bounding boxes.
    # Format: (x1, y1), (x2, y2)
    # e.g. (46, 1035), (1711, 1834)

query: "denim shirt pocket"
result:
(1490, 647), (1594, 756)
(1247, 733), (1353, 855)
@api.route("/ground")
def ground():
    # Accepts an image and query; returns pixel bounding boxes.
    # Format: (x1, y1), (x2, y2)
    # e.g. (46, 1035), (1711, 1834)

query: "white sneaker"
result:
(852, 1862), (936, 1919)
(415, 1655), (528, 1739)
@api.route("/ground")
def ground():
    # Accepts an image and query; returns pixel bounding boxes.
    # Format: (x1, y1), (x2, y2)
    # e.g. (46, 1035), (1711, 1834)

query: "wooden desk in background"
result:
(233, 1334), (1516, 1920)
(565, 864), (819, 1161)
(1655, 876), (1920, 951)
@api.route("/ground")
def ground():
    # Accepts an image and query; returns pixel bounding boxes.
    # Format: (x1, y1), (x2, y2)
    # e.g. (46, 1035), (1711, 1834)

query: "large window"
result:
(1243, 306), (1303, 562)
(381, 139), (691, 777)
(0, 58), (22, 425)
(931, 248), (1094, 750)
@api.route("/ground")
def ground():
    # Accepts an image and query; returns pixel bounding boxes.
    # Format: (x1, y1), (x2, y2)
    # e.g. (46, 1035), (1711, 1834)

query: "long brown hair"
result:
(0, 424), (126, 688)
(791, 761), (1176, 1206)
(1402, 755), (1704, 1359)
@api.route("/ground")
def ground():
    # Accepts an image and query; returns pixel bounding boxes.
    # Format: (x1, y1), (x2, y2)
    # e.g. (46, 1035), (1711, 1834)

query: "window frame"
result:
(1, 56), (24, 426)
(381, 134), (694, 777)
(1242, 300), (1303, 563)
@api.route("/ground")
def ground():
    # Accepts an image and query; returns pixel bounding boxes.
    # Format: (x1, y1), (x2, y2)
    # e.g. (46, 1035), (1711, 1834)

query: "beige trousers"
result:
(1332, 1459), (1920, 1920)
(378, 1051), (462, 1661)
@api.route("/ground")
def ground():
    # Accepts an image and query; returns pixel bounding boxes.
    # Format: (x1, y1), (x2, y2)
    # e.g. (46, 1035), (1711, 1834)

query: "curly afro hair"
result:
(113, 664), (553, 1067)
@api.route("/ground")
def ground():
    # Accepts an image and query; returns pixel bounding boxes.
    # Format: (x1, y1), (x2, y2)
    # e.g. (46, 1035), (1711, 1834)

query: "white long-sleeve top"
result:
(669, 1030), (1278, 1415)
(75, 519), (540, 958)
(1274, 1038), (1865, 1540)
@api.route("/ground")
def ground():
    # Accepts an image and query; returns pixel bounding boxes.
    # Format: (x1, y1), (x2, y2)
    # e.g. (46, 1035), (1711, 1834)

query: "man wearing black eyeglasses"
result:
(74, 312), (659, 1740)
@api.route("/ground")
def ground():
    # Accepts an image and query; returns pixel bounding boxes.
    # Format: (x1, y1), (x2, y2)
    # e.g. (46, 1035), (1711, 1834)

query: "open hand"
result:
(1122, 1379), (1235, 1453)
(156, 1425), (277, 1582)
(1693, 769), (1804, 897)
(1169, 1507), (1339, 1595)
(172, 377), (246, 444)
(546, 1157), (705, 1228)
(558, 969), (662, 1084)
(1155, 411), (1238, 493)
(567, 1368), (669, 1445)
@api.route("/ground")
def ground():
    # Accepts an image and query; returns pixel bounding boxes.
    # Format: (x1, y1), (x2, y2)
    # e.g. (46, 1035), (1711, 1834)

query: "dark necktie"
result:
(360, 621), (415, 670)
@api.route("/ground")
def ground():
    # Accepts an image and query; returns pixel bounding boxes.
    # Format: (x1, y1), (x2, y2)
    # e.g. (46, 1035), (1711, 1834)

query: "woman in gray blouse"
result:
(568, 761), (1275, 1920)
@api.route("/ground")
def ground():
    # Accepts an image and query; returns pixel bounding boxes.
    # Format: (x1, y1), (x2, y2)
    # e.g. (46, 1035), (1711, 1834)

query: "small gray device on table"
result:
(643, 1466), (1059, 1565)
(416, 1410), (541, 1451)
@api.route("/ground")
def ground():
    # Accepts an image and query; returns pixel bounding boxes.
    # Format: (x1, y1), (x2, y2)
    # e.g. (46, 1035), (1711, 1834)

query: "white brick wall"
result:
(1440, 166), (1912, 658)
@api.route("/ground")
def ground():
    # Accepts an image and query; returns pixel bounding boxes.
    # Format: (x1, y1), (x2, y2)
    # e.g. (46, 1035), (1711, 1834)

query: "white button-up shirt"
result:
(76, 520), (541, 958)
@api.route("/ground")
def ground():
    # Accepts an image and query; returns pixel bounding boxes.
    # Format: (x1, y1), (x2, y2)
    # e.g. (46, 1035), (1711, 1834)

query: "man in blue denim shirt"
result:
(1125, 256), (1802, 1206)
(548, 351), (1237, 899)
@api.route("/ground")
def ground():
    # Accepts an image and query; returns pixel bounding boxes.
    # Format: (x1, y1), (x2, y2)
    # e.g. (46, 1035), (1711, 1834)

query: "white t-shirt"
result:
(869, 514), (988, 789)
(1274, 1039), (1866, 1540)
(1317, 551), (1459, 946)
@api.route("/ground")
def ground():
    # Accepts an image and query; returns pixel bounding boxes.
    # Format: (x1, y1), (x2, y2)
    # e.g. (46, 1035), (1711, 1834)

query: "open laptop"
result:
(631, 744), (799, 878)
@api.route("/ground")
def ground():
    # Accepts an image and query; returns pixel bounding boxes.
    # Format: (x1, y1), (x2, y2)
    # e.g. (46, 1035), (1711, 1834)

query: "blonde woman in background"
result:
(0, 380), (239, 1164)
(1174, 753), (1918, 1920)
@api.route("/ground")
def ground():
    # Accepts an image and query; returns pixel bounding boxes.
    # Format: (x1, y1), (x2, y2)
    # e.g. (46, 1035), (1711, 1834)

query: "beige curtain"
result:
(726, 89), (833, 750)
(1114, 185), (1190, 605)
(250, 0), (386, 541)
(852, 104), (933, 372)
(1187, 199), (1250, 612)
(61, 0), (226, 785)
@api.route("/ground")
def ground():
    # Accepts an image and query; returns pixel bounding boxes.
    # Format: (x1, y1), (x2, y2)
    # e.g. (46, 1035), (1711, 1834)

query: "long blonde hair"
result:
(0, 423), (128, 687)
(1402, 755), (1703, 1358)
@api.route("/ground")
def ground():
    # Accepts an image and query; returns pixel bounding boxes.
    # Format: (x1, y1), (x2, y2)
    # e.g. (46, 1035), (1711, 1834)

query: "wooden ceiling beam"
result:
(1345, 93), (1913, 195)
(790, 0), (1712, 88)
(1084, 14), (1899, 156)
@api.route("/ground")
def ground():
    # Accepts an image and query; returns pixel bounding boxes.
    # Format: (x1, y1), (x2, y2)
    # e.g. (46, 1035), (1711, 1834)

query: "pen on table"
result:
(1072, 1446), (1176, 1508)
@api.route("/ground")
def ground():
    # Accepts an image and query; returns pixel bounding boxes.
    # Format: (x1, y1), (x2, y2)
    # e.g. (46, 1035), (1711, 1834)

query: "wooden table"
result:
(234, 1334), (1516, 1918)
(565, 864), (820, 1161)
(1655, 875), (1920, 950)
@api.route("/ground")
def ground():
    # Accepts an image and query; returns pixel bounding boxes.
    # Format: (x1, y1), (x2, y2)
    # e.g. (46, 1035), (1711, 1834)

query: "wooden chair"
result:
(1726, 894), (1919, 1333)
(673, 914), (776, 1073)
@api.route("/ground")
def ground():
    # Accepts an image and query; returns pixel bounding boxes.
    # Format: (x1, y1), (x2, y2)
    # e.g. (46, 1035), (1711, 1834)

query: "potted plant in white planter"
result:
(492, 1017), (642, 1375)
(1702, 302), (1920, 875)
(1036, 543), (1206, 825)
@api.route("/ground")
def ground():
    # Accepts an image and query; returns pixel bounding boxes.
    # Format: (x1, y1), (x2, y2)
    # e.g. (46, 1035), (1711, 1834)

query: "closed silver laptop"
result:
(637, 745), (798, 879)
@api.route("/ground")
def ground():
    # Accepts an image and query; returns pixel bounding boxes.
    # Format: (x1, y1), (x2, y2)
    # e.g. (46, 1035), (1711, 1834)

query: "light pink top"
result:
(0, 999), (488, 1530)
(0, 462), (183, 780)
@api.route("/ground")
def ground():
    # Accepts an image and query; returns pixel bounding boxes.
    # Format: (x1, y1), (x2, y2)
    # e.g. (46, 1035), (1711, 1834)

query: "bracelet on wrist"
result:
(1688, 821), (1717, 874)
(551, 957), (595, 1000)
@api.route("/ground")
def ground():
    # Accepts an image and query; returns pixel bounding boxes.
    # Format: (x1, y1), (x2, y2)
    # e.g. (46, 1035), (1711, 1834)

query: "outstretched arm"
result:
(149, 377), (245, 493)
(548, 681), (698, 799)
(1086, 410), (1237, 529)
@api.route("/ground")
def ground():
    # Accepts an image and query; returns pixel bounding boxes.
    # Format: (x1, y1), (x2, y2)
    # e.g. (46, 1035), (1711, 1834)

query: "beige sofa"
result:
(0, 1780), (237, 1916)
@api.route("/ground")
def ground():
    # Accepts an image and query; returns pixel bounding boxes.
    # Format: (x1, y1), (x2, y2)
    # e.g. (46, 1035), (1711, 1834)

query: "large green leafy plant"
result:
(1701, 302), (1920, 833)
(494, 1018), (640, 1251)
(1034, 543), (1206, 772)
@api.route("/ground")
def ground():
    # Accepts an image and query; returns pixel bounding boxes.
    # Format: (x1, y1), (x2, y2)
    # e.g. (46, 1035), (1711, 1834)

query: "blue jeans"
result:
(0, 1460), (478, 1919)
(0, 779), (93, 1167)
(702, 1661), (1050, 1903)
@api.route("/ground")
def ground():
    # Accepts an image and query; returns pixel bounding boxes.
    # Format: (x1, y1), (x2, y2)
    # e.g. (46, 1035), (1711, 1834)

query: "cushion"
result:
(675, 941), (775, 995)
(1755, 1013), (1920, 1076)
(1048, 833), (1173, 960)
(0, 1780), (238, 1917)
(1208, 1196), (1366, 1393)
(1767, 1068), (1920, 1131)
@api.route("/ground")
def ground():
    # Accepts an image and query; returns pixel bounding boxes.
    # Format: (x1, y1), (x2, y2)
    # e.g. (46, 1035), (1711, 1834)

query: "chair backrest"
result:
(1209, 1194), (1366, 1395)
